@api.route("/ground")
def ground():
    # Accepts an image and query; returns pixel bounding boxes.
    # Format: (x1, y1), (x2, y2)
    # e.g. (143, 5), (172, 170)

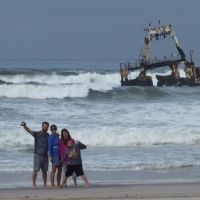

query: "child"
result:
(60, 139), (90, 188)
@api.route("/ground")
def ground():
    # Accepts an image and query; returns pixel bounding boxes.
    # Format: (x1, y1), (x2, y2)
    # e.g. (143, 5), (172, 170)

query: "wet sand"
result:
(1, 183), (200, 200)
(1, 169), (200, 199)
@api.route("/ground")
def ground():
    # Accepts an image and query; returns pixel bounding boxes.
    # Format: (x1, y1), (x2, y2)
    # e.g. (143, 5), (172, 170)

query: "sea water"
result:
(0, 59), (200, 173)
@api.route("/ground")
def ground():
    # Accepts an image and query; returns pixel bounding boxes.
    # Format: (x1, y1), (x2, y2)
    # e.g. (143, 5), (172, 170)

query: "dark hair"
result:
(64, 138), (71, 145)
(50, 124), (57, 130)
(61, 128), (71, 140)
(42, 121), (49, 127)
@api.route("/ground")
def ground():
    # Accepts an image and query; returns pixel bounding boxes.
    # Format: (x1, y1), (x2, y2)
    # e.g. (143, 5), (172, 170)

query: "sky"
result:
(0, 0), (200, 60)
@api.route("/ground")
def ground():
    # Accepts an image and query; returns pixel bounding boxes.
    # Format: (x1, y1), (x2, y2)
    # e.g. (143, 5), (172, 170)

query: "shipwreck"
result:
(120, 22), (200, 87)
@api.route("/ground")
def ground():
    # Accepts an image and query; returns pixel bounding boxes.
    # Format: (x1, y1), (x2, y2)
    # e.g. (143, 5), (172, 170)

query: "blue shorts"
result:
(51, 156), (61, 166)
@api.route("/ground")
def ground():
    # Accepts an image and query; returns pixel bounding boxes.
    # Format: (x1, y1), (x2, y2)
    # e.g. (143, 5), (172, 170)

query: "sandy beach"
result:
(1, 169), (200, 200)
(1, 183), (200, 200)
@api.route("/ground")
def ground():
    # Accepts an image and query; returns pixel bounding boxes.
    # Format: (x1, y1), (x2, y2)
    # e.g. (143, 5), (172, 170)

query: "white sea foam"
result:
(0, 84), (90, 98)
(0, 72), (120, 85)
(72, 128), (200, 146)
(0, 73), (120, 99)
(1, 127), (200, 149)
(0, 69), (188, 99)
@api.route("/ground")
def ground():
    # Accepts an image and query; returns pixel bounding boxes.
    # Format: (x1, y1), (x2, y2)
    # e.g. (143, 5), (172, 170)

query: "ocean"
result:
(1, 59), (200, 174)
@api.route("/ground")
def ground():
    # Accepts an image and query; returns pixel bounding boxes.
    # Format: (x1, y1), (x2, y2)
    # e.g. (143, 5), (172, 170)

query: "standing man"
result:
(21, 121), (49, 188)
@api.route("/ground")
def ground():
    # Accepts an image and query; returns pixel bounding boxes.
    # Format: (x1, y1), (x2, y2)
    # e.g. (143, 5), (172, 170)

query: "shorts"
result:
(63, 162), (76, 177)
(34, 153), (48, 172)
(51, 156), (61, 166)
(65, 163), (84, 177)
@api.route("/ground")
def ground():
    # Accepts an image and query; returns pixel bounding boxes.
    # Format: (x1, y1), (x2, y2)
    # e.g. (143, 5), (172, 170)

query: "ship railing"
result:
(144, 55), (182, 65)
(120, 55), (182, 70)
(120, 60), (141, 70)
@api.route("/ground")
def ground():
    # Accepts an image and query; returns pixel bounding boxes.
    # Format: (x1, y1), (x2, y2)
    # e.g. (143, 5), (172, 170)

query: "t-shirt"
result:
(60, 142), (87, 165)
(33, 131), (49, 156)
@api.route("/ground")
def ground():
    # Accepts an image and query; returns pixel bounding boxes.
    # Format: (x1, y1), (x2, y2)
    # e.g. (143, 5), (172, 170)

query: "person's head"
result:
(61, 128), (71, 140)
(64, 139), (73, 147)
(50, 124), (57, 134)
(42, 121), (49, 133)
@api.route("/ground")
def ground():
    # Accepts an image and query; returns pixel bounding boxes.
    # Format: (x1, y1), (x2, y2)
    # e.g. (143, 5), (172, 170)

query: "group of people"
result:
(20, 121), (90, 189)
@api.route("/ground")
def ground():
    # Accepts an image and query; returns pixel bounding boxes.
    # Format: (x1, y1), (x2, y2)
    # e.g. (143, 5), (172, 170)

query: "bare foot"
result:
(44, 185), (49, 189)
(63, 184), (67, 188)
(85, 185), (90, 188)
(59, 185), (63, 188)
(74, 184), (77, 188)
(32, 185), (37, 189)
(51, 185), (58, 188)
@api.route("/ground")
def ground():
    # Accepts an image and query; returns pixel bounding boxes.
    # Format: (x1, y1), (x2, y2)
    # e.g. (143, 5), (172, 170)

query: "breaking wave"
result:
(0, 72), (120, 98)
(0, 69), (199, 99)
(1, 127), (200, 149)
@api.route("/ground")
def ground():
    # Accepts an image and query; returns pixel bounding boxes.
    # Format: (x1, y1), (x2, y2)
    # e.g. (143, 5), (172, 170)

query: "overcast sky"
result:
(0, 0), (199, 60)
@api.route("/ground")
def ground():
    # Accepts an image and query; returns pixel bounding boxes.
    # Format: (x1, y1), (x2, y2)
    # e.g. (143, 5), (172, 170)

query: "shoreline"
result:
(1, 168), (200, 188)
(1, 169), (200, 199)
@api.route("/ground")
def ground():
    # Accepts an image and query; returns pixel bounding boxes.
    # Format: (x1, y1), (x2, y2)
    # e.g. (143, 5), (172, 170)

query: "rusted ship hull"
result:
(156, 75), (200, 87)
(156, 75), (188, 87)
(156, 75), (177, 86)
(188, 82), (200, 87)
(121, 78), (153, 87)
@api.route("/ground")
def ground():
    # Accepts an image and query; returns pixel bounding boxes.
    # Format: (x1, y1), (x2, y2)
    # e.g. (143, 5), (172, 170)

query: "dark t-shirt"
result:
(33, 131), (49, 156)
(61, 142), (87, 165)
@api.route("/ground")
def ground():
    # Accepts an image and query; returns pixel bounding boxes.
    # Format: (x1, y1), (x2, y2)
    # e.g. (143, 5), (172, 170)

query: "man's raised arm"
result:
(21, 121), (34, 136)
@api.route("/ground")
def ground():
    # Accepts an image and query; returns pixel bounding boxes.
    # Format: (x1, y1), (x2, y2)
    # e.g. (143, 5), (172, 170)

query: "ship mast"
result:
(141, 23), (187, 63)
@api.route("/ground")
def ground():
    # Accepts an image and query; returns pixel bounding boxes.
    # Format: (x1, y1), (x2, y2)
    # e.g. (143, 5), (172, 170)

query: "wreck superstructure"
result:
(120, 22), (200, 87)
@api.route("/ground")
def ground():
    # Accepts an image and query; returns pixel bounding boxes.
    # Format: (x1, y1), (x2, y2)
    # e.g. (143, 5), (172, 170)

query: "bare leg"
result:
(72, 176), (77, 187)
(57, 165), (62, 186)
(42, 171), (48, 188)
(60, 176), (68, 188)
(32, 170), (37, 188)
(62, 163), (67, 187)
(50, 166), (57, 188)
(81, 174), (90, 188)
(62, 175), (67, 188)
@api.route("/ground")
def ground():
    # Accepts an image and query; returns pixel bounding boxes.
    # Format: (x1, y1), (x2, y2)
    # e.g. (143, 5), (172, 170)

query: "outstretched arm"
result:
(60, 152), (68, 163)
(76, 140), (87, 149)
(21, 121), (34, 136)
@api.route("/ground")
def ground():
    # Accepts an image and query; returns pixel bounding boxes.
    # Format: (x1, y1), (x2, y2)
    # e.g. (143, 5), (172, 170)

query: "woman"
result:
(60, 128), (77, 187)
(48, 124), (62, 188)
